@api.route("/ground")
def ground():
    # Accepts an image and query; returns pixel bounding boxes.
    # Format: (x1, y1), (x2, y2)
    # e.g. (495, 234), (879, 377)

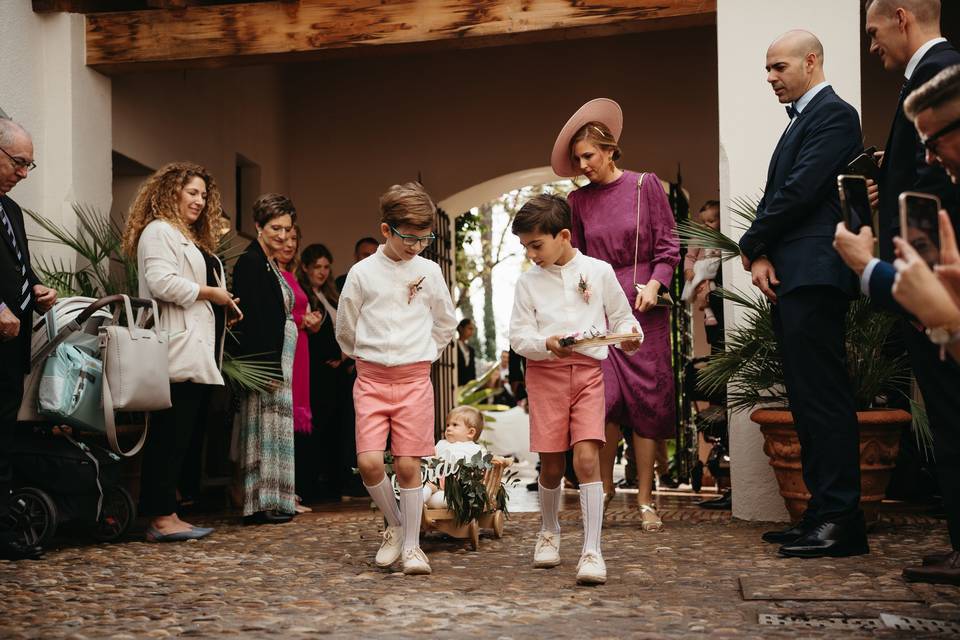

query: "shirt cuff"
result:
(651, 263), (676, 289)
(860, 258), (880, 297)
(0, 302), (6, 314)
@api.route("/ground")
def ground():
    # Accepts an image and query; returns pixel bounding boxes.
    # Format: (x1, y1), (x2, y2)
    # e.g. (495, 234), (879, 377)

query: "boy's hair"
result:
(449, 405), (484, 441)
(511, 193), (571, 237)
(379, 182), (436, 230)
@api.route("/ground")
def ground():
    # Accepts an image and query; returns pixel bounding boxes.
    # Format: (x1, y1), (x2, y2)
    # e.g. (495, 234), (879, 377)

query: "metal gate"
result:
(422, 207), (457, 440)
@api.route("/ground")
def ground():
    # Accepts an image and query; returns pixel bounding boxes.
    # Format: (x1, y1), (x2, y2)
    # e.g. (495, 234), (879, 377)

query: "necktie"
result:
(785, 105), (799, 119)
(0, 203), (31, 312)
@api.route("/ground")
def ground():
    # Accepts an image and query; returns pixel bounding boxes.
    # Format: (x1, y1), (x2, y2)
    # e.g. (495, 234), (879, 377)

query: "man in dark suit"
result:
(455, 318), (477, 386)
(0, 118), (57, 560)
(334, 236), (379, 292)
(739, 30), (867, 558)
(833, 1), (960, 579)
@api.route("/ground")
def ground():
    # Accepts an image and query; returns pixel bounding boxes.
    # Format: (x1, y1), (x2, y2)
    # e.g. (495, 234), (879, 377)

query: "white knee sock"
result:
(399, 486), (423, 552)
(580, 481), (603, 556)
(539, 482), (562, 534)
(364, 477), (401, 527)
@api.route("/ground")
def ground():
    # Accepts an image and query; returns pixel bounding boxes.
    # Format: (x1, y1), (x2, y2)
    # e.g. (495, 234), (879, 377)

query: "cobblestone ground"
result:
(1, 495), (958, 639)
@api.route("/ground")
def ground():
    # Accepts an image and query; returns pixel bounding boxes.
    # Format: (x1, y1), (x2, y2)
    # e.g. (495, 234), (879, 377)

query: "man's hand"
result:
(866, 178), (879, 211)
(833, 222), (876, 275)
(0, 306), (20, 341)
(621, 326), (643, 352)
(740, 254), (752, 272)
(545, 335), (574, 358)
(750, 257), (780, 303)
(32, 284), (57, 314)
(635, 280), (661, 313)
(873, 149), (885, 167)
(893, 237), (960, 328)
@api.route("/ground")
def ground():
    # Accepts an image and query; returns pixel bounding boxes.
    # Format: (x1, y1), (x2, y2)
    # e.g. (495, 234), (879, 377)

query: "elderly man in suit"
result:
(0, 118), (57, 560)
(739, 30), (867, 558)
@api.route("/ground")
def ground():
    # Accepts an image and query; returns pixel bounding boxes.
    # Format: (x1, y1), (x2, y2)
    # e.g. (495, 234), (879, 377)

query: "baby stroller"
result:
(10, 295), (150, 547)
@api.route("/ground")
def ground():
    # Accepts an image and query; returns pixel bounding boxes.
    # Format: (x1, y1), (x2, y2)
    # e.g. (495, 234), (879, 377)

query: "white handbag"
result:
(99, 294), (171, 457)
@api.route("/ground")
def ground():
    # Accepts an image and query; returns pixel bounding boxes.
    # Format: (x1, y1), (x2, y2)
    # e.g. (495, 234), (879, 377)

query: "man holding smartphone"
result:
(739, 30), (865, 559)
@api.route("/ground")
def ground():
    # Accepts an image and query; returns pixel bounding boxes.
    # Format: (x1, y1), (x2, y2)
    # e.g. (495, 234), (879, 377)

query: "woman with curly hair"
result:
(122, 161), (238, 542)
(230, 193), (298, 524)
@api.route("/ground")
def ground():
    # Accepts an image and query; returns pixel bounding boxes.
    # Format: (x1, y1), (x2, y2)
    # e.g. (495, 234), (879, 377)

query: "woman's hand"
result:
(326, 357), (345, 368)
(200, 285), (235, 307)
(302, 310), (322, 333)
(684, 268), (695, 282)
(893, 237), (960, 329)
(635, 280), (662, 313)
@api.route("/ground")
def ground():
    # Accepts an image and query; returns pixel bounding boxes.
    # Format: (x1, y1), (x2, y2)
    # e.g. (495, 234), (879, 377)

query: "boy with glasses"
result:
(335, 182), (457, 575)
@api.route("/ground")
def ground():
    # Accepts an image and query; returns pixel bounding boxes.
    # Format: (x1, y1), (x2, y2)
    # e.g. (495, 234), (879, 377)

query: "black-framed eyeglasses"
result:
(389, 225), (436, 248)
(921, 117), (960, 155)
(0, 146), (36, 173)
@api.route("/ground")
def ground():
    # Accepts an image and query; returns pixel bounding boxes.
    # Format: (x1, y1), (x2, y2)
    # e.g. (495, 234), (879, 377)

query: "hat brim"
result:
(550, 98), (623, 178)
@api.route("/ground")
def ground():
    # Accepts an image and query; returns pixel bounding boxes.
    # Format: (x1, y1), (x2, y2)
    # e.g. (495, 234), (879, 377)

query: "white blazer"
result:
(137, 219), (225, 385)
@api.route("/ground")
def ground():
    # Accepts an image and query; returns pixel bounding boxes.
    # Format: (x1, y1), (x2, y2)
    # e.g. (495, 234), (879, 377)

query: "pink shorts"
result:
(354, 360), (435, 457)
(526, 354), (606, 453)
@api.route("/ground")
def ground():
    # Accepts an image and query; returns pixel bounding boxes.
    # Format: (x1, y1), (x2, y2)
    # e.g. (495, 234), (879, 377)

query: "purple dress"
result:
(569, 170), (680, 440)
(282, 270), (313, 435)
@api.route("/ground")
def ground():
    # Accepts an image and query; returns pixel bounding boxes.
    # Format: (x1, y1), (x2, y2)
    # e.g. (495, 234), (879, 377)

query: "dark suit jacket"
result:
(456, 341), (476, 386)
(739, 86), (862, 297)
(228, 240), (287, 367)
(0, 195), (40, 372)
(876, 40), (960, 262)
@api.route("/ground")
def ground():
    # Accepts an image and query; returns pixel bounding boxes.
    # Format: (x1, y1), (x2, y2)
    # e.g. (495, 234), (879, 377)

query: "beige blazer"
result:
(137, 219), (225, 385)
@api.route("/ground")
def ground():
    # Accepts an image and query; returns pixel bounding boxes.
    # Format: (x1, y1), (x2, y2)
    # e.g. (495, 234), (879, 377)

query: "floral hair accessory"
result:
(578, 274), (592, 303)
(407, 276), (426, 304)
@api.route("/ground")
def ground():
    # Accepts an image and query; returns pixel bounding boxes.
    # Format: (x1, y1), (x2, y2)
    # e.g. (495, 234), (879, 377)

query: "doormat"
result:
(759, 613), (960, 634)
(740, 576), (923, 602)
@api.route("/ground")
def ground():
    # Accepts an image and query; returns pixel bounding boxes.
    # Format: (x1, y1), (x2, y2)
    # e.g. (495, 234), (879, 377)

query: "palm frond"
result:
(676, 220), (742, 261)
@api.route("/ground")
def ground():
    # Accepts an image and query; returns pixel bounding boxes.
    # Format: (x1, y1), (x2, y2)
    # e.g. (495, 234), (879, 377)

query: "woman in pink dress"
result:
(551, 99), (680, 531)
(276, 225), (323, 509)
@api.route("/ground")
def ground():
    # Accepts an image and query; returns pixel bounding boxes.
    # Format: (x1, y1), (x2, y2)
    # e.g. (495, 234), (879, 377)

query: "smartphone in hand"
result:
(838, 175), (873, 233)
(899, 191), (942, 267)
(846, 146), (879, 180)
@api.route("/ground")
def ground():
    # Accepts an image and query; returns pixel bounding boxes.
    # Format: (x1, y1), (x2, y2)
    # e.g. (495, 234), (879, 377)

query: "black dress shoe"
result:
(903, 551), (960, 585)
(762, 520), (814, 544)
(0, 540), (44, 561)
(778, 520), (869, 558)
(243, 510), (294, 525)
(698, 491), (732, 510)
(922, 551), (954, 566)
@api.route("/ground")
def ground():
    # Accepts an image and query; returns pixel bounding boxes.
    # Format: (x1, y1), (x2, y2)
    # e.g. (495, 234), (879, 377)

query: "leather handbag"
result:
(99, 295), (171, 457)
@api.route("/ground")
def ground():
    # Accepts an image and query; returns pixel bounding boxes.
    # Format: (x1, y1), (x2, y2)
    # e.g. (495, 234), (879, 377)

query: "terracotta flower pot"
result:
(751, 408), (911, 523)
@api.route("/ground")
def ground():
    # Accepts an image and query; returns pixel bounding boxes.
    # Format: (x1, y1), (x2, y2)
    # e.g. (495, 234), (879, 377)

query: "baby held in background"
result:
(681, 201), (722, 327)
(422, 406), (485, 509)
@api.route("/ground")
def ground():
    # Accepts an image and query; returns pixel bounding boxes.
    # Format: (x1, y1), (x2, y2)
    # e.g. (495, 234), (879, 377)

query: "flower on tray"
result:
(407, 276), (426, 304)
(578, 274), (592, 303)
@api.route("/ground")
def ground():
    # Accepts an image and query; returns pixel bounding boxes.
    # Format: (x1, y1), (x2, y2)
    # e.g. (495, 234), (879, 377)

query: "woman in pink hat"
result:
(552, 98), (680, 532)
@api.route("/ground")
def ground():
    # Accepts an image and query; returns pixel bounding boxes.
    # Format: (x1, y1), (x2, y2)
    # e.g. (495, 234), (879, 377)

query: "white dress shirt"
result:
(509, 250), (642, 361)
(336, 245), (457, 367)
(906, 37), (947, 80)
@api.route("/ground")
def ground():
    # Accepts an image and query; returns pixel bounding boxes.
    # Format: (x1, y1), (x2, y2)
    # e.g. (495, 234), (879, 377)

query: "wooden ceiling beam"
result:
(86, 0), (717, 73)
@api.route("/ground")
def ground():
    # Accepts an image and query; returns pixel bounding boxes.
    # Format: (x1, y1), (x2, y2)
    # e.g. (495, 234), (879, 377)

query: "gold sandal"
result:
(638, 503), (663, 532)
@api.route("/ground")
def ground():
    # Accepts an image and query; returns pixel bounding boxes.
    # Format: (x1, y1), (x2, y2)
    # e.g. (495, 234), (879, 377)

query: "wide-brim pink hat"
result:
(550, 98), (623, 178)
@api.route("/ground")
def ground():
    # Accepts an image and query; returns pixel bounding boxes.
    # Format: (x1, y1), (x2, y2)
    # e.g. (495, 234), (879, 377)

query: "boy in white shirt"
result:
(336, 182), (458, 575)
(509, 194), (642, 585)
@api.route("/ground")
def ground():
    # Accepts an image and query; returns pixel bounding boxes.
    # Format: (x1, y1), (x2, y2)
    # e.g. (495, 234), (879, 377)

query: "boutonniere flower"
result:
(578, 274), (592, 303)
(407, 276), (426, 304)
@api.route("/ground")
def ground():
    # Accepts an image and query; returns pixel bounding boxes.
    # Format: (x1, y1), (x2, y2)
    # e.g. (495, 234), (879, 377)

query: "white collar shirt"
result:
(509, 250), (642, 361)
(906, 37), (947, 80)
(335, 245), (457, 367)
(793, 81), (830, 115)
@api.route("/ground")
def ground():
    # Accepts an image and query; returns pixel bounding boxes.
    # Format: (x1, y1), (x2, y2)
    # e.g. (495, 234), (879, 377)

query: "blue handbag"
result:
(38, 333), (106, 433)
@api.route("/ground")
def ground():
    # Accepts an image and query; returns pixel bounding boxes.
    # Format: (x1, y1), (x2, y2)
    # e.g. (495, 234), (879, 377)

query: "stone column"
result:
(717, 0), (862, 521)
(0, 7), (112, 264)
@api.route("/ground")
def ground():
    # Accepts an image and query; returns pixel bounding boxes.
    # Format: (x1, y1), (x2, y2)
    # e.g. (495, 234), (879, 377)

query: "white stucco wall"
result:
(0, 5), (112, 264)
(717, 0), (862, 521)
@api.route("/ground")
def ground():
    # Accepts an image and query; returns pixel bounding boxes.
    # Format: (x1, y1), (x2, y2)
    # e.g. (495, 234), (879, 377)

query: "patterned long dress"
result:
(569, 170), (680, 440)
(240, 262), (298, 516)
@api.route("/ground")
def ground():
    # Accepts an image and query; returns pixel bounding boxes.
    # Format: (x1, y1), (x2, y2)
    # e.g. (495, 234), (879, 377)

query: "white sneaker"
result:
(576, 551), (607, 585)
(533, 530), (561, 568)
(375, 525), (402, 568)
(401, 547), (432, 575)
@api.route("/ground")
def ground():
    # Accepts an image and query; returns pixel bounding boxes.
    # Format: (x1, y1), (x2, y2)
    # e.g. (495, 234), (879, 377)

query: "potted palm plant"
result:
(678, 197), (918, 522)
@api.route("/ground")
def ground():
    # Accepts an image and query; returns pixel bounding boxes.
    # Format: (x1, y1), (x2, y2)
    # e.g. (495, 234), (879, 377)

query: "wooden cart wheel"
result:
(468, 521), (480, 551)
(492, 510), (504, 538)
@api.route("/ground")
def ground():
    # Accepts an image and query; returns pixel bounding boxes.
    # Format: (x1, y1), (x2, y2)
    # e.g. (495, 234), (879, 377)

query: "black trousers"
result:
(903, 322), (960, 550)
(772, 286), (861, 523)
(0, 353), (25, 543)
(139, 382), (212, 517)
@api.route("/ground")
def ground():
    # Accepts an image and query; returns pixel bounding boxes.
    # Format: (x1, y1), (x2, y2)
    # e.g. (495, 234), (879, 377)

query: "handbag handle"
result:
(102, 372), (149, 458)
(116, 294), (162, 339)
(632, 172), (647, 288)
